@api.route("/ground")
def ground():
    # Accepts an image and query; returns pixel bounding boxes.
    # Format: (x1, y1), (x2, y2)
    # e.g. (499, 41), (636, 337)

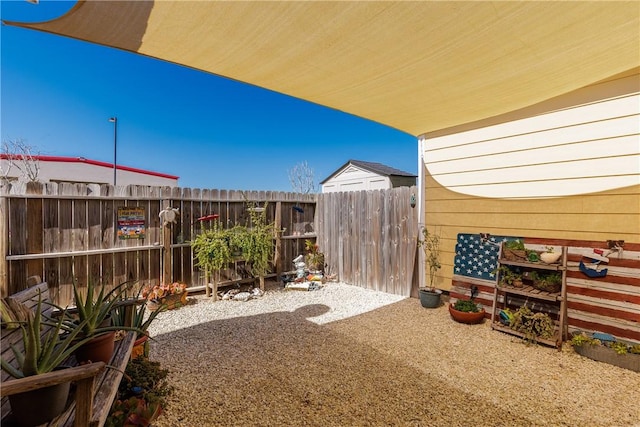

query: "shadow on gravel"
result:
(150, 301), (532, 427)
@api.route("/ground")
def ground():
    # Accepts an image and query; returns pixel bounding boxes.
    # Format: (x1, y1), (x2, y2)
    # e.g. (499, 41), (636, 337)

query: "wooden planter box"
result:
(574, 344), (640, 372)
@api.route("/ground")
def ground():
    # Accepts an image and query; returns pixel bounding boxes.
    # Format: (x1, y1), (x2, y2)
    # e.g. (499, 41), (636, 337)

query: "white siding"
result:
(322, 165), (392, 193)
(422, 74), (640, 199)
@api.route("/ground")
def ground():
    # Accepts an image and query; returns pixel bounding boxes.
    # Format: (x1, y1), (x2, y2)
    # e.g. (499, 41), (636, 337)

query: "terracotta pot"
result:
(75, 331), (115, 364)
(449, 304), (486, 324)
(131, 334), (150, 360)
(9, 378), (70, 426)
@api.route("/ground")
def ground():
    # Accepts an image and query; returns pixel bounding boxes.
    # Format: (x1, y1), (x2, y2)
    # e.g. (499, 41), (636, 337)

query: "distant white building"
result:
(0, 155), (179, 187)
(321, 159), (416, 193)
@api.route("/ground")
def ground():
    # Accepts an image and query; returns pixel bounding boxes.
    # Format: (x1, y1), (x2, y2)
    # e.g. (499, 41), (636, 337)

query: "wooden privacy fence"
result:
(1, 182), (316, 305)
(316, 186), (420, 296)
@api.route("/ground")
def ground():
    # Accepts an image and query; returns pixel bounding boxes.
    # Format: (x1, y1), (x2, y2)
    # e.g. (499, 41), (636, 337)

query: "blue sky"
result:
(0, 0), (417, 191)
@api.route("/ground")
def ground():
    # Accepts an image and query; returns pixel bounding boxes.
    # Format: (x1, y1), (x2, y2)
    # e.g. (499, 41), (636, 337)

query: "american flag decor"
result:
(454, 233), (521, 281)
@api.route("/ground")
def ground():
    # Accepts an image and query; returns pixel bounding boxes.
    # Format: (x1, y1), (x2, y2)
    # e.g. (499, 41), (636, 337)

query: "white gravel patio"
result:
(147, 282), (640, 427)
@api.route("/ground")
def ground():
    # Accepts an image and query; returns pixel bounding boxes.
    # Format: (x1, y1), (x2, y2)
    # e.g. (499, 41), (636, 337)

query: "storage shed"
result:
(320, 160), (416, 193)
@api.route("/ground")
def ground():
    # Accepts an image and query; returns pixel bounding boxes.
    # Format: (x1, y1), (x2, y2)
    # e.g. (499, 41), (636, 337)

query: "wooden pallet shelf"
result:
(491, 243), (568, 349)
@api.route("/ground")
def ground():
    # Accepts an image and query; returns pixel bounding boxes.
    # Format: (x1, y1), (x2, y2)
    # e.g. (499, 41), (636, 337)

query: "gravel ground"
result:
(148, 282), (640, 427)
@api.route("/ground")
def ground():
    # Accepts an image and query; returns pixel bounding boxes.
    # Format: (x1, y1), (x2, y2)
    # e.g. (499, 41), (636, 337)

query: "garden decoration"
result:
(539, 246), (562, 264)
(196, 213), (219, 222)
(578, 244), (623, 278)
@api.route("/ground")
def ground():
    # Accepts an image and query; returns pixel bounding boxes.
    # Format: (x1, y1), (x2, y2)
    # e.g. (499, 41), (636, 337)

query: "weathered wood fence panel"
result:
(1, 182), (317, 305)
(316, 186), (419, 296)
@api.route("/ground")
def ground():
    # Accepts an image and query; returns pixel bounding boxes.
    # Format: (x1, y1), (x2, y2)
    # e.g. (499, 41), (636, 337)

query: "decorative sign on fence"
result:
(117, 207), (146, 240)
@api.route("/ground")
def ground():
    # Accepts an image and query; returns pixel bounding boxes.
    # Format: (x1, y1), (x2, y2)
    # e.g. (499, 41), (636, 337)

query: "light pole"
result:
(109, 117), (118, 186)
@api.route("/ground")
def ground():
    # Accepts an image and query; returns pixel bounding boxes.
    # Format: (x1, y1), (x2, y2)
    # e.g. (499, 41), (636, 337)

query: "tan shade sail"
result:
(7, 0), (640, 136)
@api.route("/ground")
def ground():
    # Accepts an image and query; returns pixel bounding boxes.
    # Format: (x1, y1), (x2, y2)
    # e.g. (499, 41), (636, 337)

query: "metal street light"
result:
(108, 117), (118, 186)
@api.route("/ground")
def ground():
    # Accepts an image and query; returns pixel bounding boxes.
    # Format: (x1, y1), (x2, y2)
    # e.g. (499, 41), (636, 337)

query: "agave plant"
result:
(111, 284), (165, 339)
(56, 280), (143, 338)
(0, 295), (92, 379)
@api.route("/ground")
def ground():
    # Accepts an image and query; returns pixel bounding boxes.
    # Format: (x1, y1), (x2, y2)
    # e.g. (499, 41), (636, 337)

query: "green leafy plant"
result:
(240, 201), (275, 278)
(495, 266), (522, 287)
(192, 218), (233, 274)
(610, 341), (629, 355)
(452, 285), (482, 313)
(453, 299), (480, 313)
(106, 357), (173, 426)
(510, 305), (555, 343)
(570, 332), (600, 347)
(530, 271), (562, 293)
(118, 358), (173, 406)
(0, 295), (94, 379)
(111, 284), (165, 338)
(571, 332), (640, 356)
(58, 280), (141, 338)
(504, 239), (525, 250)
(304, 239), (325, 271)
(106, 397), (162, 427)
(418, 226), (441, 291)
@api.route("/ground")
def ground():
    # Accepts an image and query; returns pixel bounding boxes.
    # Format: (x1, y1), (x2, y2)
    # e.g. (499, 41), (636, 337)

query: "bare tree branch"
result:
(288, 161), (316, 194)
(1, 138), (41, 182)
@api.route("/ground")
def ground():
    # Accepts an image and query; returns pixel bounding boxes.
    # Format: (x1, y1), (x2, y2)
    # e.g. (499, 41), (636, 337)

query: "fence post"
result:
(0, 192), (7, 295)
(162, 220), (172, 285)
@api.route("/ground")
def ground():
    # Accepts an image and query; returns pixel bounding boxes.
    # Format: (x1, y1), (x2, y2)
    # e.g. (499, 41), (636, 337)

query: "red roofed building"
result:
(0, 154), (179, 187)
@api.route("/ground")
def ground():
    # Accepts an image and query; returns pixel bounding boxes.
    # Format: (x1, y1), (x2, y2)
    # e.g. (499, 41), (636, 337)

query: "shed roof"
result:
(320, 159), (416, 184)
(5, 1), (639, 137)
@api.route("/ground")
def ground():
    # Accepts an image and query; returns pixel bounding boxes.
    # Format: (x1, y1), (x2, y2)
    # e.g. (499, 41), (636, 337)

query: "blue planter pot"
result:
(419, 289), (442, 308)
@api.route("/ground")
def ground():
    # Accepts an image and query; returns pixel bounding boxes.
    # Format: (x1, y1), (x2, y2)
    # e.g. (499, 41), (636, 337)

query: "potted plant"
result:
(449, 285), (486, 324)
(570, 331), (640, 372)
(304, 239), (325, 272)
(417, 226), (442, 308)
(508, 305), (555, 343)
(192, 218), (233, 294)
(143, 282), (188, 312)
(112, 285), (166, 360)
(495, 265), (523, 288)
(530, 271), (562, 293)
(58, 280), (141, 364)
(502, 239), (528, 261)
(106, 357), (173, 426)
(1, 296), (96, 425)
(237, 202), (276, 289)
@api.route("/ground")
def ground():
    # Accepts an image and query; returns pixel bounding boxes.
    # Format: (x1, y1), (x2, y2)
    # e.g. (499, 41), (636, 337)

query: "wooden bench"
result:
(1, 282), (136, 427)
